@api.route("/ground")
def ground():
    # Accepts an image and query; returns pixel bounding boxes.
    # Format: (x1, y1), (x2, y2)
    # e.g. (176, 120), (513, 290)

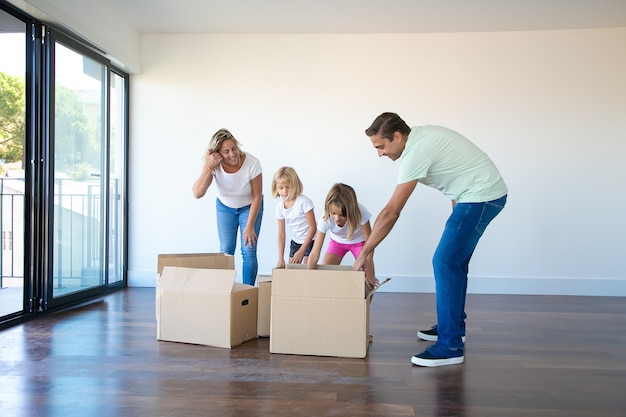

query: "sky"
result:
(0, 33), (25, 76)
(0, 32), (100, 90)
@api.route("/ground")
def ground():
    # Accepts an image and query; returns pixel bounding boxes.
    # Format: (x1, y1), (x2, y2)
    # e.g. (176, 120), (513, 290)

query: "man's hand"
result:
(353, 253), (366, 273)
(353, 255), (379, 290)
(365, 273), (380, 291)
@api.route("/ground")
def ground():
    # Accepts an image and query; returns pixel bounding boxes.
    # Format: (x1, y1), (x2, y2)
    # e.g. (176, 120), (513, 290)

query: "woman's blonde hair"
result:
(323, 183), (362, 240)
(207, 128), (242, 154)
(271, 167), (303, 200)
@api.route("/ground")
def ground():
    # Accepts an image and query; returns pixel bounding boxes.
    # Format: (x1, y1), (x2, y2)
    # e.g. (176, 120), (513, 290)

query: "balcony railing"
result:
(1, 177), (25, 288)
(0, 176), (120, 290)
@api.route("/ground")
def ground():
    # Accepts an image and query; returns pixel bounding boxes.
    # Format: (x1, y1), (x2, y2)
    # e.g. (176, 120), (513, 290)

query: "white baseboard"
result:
(128, 270), (157, 288)
(376, 275), (626, 296)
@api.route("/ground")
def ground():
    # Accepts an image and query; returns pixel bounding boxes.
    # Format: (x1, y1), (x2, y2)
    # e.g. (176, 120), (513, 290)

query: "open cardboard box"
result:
(270, 264), (389, 358)
(156, 253), (258, 348)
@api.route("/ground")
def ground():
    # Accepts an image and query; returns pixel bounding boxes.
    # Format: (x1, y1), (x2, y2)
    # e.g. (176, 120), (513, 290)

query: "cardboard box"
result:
(257, 275), (272, 337)
(156, 253), (258, 348)
(270, 264), (388, 358)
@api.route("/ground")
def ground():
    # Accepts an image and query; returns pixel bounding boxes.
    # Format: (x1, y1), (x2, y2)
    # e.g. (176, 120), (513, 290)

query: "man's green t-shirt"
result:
(397, 125), (508, 203)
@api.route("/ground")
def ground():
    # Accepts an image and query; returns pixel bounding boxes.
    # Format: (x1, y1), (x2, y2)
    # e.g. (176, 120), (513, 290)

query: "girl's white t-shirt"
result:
(275, 195), (315, 244)
(316, 203), (371, 244)
(212, 153), (262, 208)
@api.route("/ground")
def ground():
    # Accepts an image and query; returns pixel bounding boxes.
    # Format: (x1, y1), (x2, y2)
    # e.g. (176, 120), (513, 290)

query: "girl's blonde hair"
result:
(207, 128), (242, 154)
(323, 183), (362, 240)
(271, 167), (303, 200)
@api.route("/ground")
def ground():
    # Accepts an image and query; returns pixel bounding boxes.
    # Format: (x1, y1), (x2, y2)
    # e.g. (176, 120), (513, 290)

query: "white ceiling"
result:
(100, 0), (626, 34)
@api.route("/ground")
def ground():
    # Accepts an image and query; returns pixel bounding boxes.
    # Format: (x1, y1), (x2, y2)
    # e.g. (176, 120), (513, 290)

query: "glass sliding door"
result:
(0, 2), (128, 327)
(0, 8), (27, 318)
(50, 39), (107, 300)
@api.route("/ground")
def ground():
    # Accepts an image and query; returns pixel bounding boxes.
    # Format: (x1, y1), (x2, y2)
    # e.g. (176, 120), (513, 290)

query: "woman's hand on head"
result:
(205, 151), (222, 170)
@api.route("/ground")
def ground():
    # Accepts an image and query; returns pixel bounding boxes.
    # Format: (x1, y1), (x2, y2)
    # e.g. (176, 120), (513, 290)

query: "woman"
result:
(192, 128), (263, 285)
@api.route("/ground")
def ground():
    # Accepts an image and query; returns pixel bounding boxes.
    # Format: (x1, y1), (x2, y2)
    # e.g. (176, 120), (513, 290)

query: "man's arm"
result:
(353, 179), (418, 273)
(360, 220), (379, 290)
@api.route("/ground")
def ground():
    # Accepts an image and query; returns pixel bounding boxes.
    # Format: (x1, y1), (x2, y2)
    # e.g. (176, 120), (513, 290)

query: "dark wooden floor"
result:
(0, 288), (625, 417)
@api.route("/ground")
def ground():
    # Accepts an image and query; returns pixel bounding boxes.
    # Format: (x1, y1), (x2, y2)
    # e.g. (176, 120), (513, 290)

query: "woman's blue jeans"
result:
(216, 197), (263, 286)
(432, 195), (507, 349)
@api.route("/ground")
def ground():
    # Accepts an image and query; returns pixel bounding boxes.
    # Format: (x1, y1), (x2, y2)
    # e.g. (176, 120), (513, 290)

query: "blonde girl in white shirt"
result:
(272, 167), (316, 267)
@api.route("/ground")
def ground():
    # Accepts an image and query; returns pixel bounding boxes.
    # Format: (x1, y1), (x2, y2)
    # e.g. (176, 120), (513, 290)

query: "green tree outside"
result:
(0, 70), (99, 179)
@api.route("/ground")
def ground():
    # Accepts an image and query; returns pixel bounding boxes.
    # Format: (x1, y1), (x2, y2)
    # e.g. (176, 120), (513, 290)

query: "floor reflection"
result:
(434, 365), (465, 417)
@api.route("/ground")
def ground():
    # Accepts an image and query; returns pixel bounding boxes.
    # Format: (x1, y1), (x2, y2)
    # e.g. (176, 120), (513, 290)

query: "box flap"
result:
(366, 277), (392, 300)
(257, 274), (272, 283)
(157, 284), (233, 348)
(159, 266), (236, 294)
(272, 266), (365, 299)
(157, 253), (234, 275)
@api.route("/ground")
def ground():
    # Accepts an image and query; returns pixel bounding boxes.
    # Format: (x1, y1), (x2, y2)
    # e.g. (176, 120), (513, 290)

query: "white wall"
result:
(128, 29), (626, 295)
(7, 2), (625, 295)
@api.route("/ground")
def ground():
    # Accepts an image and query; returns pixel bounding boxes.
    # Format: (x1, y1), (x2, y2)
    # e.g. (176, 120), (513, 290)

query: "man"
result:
(353, 112), (508, 367)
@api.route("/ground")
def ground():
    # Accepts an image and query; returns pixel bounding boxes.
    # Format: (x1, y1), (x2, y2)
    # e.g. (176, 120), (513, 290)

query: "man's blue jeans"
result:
(432, 195), (507, 349)
(216, 197), (263, 286)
